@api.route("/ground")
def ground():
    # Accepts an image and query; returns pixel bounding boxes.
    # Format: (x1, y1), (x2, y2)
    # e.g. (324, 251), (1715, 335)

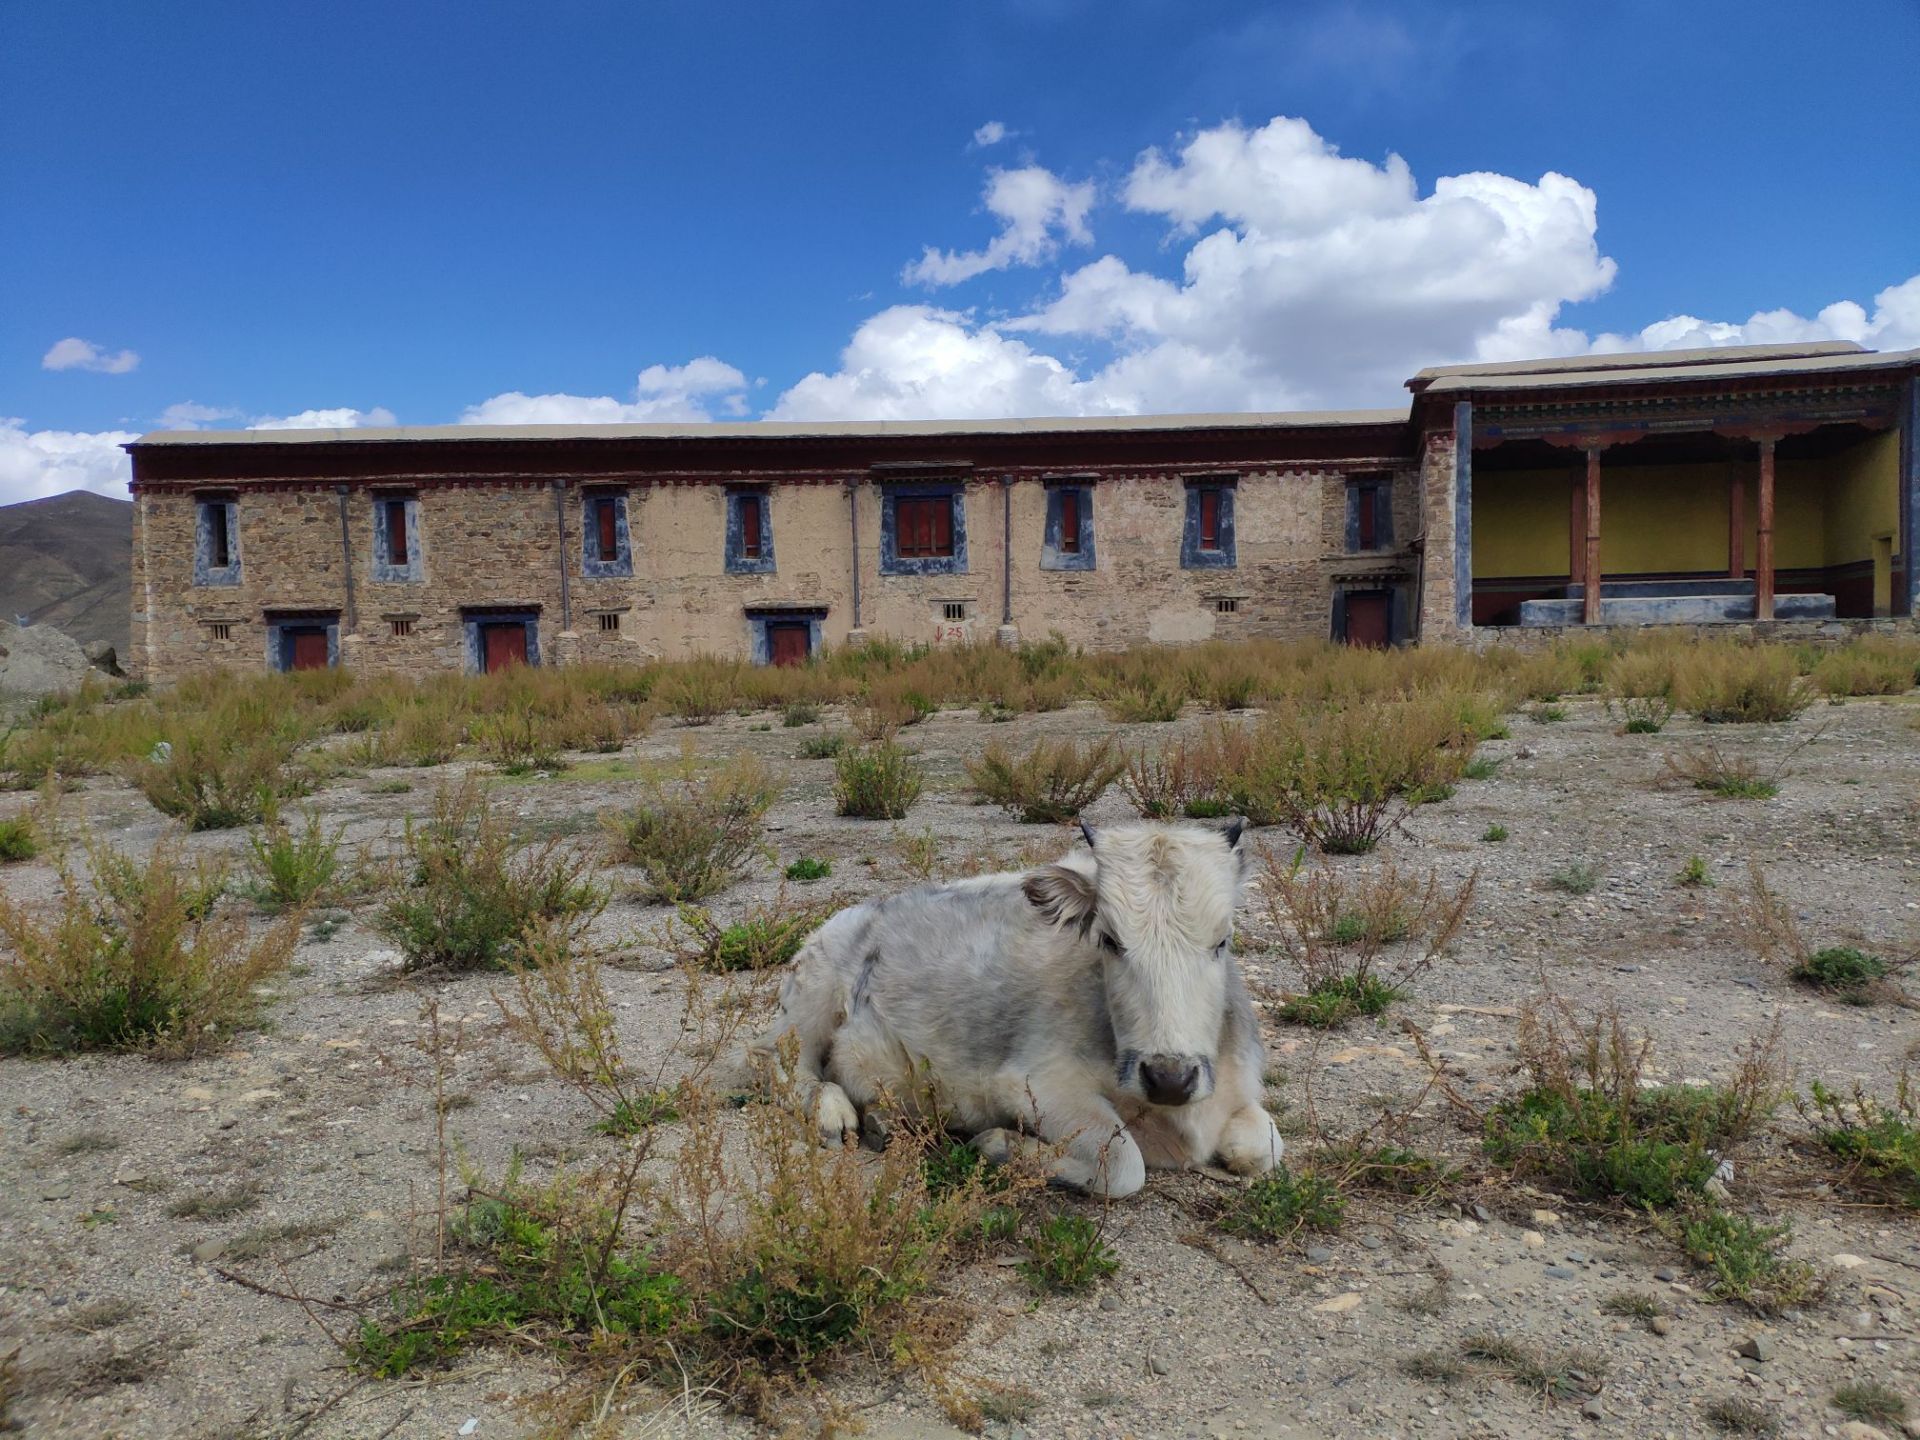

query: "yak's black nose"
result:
(1141, 1056), (1200, 1107)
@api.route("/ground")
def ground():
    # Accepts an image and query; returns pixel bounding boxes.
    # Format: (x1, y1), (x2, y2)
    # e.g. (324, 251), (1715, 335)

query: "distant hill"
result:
(0, 489), (133, 655)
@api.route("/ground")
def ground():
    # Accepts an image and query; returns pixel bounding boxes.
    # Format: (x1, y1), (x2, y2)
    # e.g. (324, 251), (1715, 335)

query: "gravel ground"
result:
(3, 691), (1920, 1440)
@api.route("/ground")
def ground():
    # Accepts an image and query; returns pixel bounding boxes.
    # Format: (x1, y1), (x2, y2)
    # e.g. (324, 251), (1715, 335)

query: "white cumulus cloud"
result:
(41, 337), (140, 375)
(157, 402), (242, 430)
(248, 407), (398, 430)
(904, 165), (1096, 288)
(971, 120), (1009, 148)
(1589, 273), (1920, 357)
(0, 419), (137, 506)
(460, 358), (749, 424)
(770, 306), (1123, 420)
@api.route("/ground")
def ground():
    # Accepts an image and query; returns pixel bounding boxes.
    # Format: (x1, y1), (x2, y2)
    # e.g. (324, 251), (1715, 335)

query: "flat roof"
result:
(1420, 345), (1920, 396)
(129, 408), (1410, 448)
(1408, 340), (1865, 385)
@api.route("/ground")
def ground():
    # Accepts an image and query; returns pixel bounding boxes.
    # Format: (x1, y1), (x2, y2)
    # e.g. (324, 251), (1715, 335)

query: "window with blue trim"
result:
(1041, 481), (1095, 571)
(371, 495), (423, 583)
(880, 483), (968, 576)
(1181, 477), (1237, 569)
(1346, 476), (1392, 552)
(726, 489), (775, 574)
(194, 496), (242, 586)
(583, 491), (632, 577)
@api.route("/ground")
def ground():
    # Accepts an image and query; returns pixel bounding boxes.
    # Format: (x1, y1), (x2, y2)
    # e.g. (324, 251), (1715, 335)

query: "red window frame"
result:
(740, 494), (763, 558)
(1356, 485), (1378, 550)
(1059, 489), (1081, 553)
(594, 497), (619, 562)
(385, 500), (409, 566)
(895, 495), (955, 558)
(1197, 488), (1221, 550)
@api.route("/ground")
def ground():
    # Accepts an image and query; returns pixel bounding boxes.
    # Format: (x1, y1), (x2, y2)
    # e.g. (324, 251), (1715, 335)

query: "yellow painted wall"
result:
(1818, 429), (1900, 566)
(1471, 443), (1894, 580)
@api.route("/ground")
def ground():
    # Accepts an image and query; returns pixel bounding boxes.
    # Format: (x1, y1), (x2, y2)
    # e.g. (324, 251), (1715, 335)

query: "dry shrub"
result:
(1742, 861), (1909, 1001)
(1606, 648), (1679, 733)
(834, 741), (924, 819)
(602, 752), (781, 902)
(1231, 698), (1465, 853)
(0, 836), (300, 1056)
(854, 678), (937, 740)
(661, 886), (842, 972)
(1119, 737), (1205, 819)
(1484, 998), (1785, 1209)
(1675, 644), (1811, 724)
(1662, 742), (1785, 800)
(125, 699), (316, 830)
(1258, 845), (1475, 1025)
(1811, 637), (1920, 698)
(1096, 676), (1186, 723)
(966, 735), (1124, 823)
(376, 777), (605, 971)
(657, 656), (745, 725)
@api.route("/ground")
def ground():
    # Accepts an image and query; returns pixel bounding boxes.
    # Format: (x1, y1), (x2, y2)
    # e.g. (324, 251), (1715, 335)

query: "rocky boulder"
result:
(0, 620), (95, 700)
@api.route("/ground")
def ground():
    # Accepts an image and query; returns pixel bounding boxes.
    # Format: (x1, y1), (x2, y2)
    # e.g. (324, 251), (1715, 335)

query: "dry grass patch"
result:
(1258, 847), (1474, 1027)
(601, 752), (780, 902)
(966, 735), (1124, 823)
(0, 838), (299, 1057)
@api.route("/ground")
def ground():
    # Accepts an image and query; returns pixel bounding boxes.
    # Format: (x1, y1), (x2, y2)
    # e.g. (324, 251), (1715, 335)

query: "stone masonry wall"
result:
(131, 463), (1429, 681)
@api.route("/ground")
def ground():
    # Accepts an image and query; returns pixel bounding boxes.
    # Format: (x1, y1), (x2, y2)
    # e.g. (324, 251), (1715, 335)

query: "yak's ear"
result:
(1220, 816), (1247, 850)
(1023, 865), (1099, 934)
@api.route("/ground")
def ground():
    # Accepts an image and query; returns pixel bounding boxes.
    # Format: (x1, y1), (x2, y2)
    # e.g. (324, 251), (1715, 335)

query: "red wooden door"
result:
(482, 622), (528, 673)
(767, 622), (810, 667)
(1343, 592), (1390, 649)
(289, 629), (330, 671)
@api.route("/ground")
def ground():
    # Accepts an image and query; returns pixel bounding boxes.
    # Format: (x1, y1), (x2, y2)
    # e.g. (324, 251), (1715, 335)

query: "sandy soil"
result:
(3, 691), (1920, 1440)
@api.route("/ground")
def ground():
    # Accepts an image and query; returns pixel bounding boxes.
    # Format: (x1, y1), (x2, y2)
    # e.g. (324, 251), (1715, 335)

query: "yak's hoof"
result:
(860, 1110), (893, 1153)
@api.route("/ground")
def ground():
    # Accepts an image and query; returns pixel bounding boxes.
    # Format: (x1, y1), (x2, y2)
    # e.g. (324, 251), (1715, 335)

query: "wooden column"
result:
(1569, 473), (1586, 585)
(1755, 437), (1776, 621)
(1727, 473), (1745, 579)
(1583, 445), (1603, 625)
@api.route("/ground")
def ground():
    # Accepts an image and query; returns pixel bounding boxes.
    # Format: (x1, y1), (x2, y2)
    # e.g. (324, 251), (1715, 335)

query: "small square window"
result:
(1215, 597), (1239, 615)
(207, 622), (232, 641)
(597, 611), (621, 633)
(390, 618), (413, 638)
(942, 601), (966, 622)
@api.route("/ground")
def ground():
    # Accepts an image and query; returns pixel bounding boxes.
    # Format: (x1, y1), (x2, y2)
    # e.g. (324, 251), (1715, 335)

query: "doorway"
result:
(481, 622), (529, 673)
(285, 627), (331, 671)
(1342, 590), (1392, 648)
(766, 621), (811, 667)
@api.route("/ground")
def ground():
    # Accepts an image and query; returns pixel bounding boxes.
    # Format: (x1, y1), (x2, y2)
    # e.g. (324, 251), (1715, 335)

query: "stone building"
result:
(124, 341), (1920, 682)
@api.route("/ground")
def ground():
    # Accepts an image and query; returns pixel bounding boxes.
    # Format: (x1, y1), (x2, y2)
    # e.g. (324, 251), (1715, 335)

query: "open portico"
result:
(1409, 343), (1919, 630)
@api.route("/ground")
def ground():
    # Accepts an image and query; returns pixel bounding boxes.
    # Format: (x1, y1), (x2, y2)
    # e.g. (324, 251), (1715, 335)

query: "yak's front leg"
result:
(1215, 1103), (1285, 1176)
(975, 1066), (1147, 1198)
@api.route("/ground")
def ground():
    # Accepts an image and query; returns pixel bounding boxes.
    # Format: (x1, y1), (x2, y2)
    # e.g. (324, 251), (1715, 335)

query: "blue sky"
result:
(4, 0), (1918, 502)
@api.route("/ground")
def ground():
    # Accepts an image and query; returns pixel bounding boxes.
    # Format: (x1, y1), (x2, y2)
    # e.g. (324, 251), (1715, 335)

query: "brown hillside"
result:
(0, 489), (133, 654)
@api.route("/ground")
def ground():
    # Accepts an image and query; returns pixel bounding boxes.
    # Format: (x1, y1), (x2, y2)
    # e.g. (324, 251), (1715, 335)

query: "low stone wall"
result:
(1466, 615), (1920, 652)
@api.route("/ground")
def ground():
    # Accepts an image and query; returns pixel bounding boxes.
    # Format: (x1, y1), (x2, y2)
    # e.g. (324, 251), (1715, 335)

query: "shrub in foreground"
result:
(834, 741), (923, 819)
(1804, 1073), (1920, 1208)
(126, 717), (314, 831)
(1216, 1166), (1345, 1242)
(376, 779), (604, 972)
(1675, 646), (1810, 724)
(241, 809), (344, 912)
(1483, 1002), (1784, 1210)
(966, 735), (1124, 823)
(0, 814), (37, 863)
(602, 753), (781, 902)
(0, 838), (299, 1056)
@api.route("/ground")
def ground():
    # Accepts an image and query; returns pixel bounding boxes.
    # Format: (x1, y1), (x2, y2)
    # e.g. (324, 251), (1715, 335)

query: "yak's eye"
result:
(1099, 931), (1124, 956)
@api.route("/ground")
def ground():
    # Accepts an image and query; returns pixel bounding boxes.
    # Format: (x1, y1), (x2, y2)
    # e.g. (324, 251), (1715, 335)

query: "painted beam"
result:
(1453, 401), (1472, 630)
